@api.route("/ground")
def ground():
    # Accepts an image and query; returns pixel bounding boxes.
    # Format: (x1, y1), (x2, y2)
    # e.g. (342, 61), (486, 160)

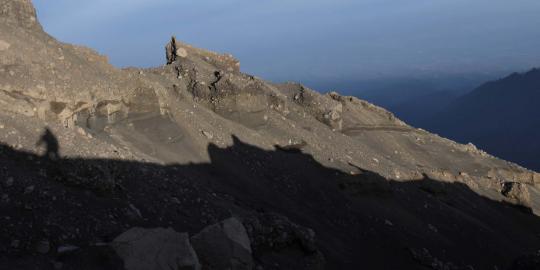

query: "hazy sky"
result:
(33, 0), (540, 86)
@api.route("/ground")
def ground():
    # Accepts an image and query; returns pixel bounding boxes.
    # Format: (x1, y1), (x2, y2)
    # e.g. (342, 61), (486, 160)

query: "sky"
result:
(33, 0), (540, 91)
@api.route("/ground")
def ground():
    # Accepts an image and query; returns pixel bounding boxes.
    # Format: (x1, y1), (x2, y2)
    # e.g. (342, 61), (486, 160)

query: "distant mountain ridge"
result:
(346, 75), (493, 127)
(426, 68), (540, 171)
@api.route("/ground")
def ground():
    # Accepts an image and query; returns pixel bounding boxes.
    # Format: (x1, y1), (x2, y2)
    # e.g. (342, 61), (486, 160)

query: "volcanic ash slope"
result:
(1, 1), (540, 269)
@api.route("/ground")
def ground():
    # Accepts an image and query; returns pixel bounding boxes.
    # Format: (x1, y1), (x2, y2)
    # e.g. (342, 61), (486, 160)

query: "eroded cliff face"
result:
(1, 0), (40, 30)
(1, 1), (540, 269)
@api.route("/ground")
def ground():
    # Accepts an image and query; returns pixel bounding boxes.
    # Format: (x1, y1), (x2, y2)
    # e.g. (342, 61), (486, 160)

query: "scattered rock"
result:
(112, 227), (200, 270)
(176, 47), (188, 58)
(11, 239), (20, 249)
(170, 196), (181, 204)
(0, 40), (10, 51)
(276, 140), (307, 153)
(24, 185), (35, 194)
(76, 127), (92, 138)
(4, 177), (13, 187)
(125, 203), (143, 220)
(57, 245), (80, 254)
(191, 217), (253, 270)
(201, 130), (213, 140)
(244, 213), (318, 255)
(35, 240), (50, 254)
(509, 250), (540, 270)
(53, 261), (63, 270)
(243, 213), (324, 269)
(409, 248), (462, 270)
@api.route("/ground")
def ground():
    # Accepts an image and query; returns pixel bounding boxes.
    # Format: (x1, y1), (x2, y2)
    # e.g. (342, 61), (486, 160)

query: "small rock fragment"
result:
(24, 185), (35, 194)
(53, 261), (63, 270)
(201, 130), (213, 140)
(126, 203), (143, 220)
(0, 40), (10, 51)
(11, 240), (20, 248)
(176, 47), (188, 58)
(4, 177), (14, 187)
(35, 240), (50, 254)
(57, 245), (80, 254)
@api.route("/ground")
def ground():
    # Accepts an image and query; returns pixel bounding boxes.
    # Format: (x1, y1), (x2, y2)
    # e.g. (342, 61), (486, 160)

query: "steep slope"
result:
(1, 1), (540, 269)
(427, 68), (540, 171)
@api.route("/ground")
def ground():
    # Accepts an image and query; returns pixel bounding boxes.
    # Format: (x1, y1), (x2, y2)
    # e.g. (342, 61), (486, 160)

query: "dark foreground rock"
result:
(112, 228), (200, 270)
(510, 251), (540, 270)
(59, 246), (124, 270)
(191, 218), (253, 270)
(243, 213), (325, 270)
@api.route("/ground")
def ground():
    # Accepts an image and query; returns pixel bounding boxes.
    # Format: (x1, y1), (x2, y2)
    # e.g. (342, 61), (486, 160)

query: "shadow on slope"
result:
(0, 131), (539, 270)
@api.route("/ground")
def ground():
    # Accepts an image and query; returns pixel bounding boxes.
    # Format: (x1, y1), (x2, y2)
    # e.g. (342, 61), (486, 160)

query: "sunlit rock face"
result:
(0, 0), (41, 30)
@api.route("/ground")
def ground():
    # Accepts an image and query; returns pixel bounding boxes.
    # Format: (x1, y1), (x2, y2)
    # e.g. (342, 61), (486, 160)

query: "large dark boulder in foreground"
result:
(190, 218), (253, 270)
(112, 227), (200, 270)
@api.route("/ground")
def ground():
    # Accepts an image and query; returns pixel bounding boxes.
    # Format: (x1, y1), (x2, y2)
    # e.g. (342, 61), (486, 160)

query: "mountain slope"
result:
(1, 1), (540, 269)
(427, 68), (540, 171)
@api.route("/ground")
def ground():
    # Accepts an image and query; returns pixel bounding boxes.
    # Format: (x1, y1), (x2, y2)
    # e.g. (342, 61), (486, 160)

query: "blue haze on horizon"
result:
(33, 0), (540, 92)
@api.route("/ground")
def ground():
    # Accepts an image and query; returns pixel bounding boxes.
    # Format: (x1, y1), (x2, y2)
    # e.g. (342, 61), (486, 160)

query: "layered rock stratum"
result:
(1, 1), (539, 269)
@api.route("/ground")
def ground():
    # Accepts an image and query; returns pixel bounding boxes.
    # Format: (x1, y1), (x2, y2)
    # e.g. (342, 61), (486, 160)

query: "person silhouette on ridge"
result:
(36, 128), (59, 160)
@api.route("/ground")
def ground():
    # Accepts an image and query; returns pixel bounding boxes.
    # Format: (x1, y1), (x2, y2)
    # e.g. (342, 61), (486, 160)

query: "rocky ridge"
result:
(1, 0), (540, 269)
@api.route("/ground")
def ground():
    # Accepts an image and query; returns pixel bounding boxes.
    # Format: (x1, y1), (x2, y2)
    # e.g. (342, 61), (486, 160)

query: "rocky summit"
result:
(1, 0), (540, 269)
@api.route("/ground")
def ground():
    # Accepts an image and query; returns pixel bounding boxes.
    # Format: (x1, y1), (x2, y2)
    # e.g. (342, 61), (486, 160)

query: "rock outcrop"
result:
(501, 182), (532, 209)
(0, 0), (41, 30)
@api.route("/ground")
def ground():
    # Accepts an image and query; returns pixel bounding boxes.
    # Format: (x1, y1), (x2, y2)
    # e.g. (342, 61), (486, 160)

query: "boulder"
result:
(112, 227), (200, 270)
(243, 213), (317, 254)
(190, 218), (253, 270)
(501, 182), (532, 208)
(243, 213), (325, 270)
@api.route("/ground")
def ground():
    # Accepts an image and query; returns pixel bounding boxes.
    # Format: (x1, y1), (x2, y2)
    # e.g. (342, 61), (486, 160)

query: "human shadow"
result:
(0, 132), (539, 270)
(36, 128), (60, 160)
